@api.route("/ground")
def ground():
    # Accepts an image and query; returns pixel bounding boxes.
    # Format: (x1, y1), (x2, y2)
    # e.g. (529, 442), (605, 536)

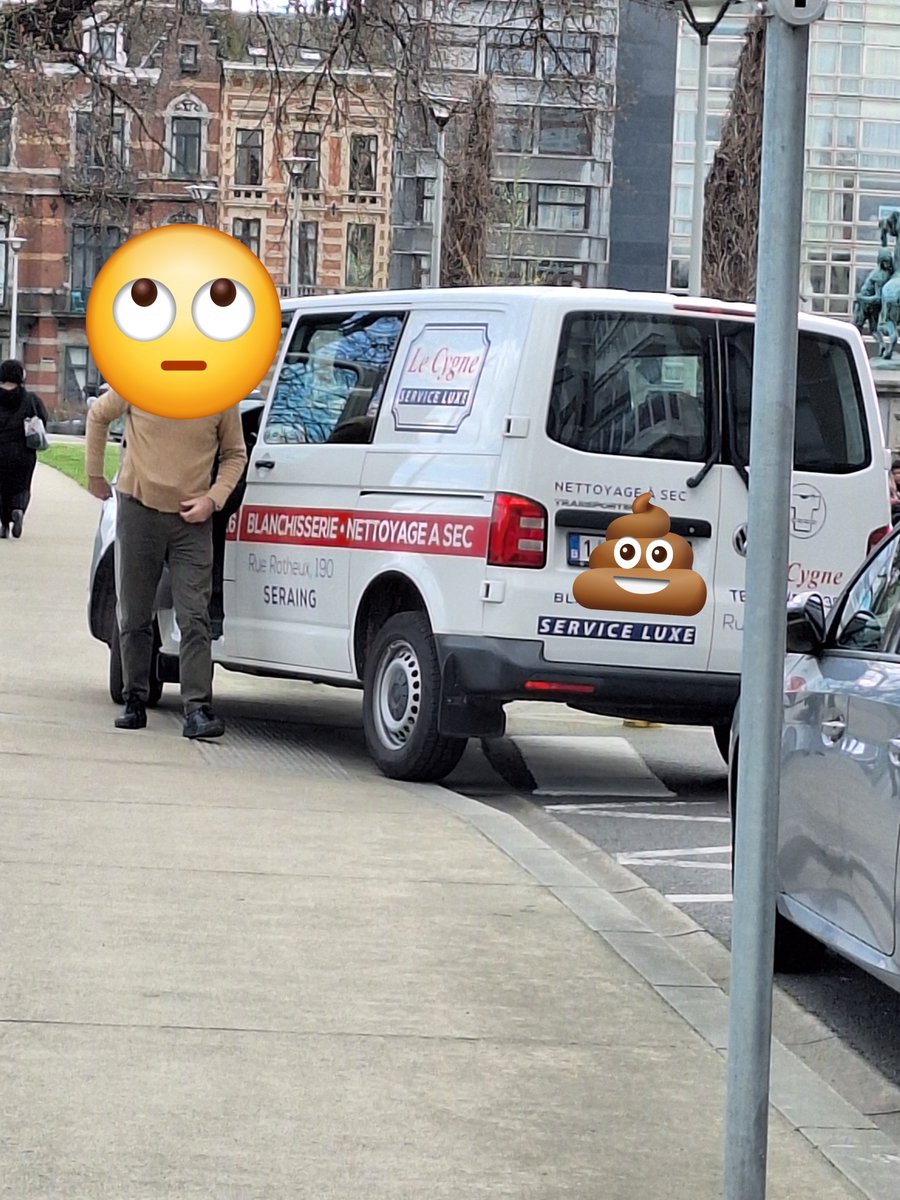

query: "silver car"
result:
(728, 522), (900, 988)
(87, 395), (266, 705)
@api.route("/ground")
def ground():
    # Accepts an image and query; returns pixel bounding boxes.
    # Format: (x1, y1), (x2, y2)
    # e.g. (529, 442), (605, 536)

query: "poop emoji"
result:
(573, 492), (707, 617)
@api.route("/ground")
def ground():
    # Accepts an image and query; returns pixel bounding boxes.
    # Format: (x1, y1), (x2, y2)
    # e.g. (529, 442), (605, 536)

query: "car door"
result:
(823, 530), (900, 956)
(231, 307), (408, 674)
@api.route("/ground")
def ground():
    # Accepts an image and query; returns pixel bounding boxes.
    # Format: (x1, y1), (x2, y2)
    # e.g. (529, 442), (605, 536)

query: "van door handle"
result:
(254, 458), (275, 471)
(889, 737), (900, 766)
(821, 717), (846, 744)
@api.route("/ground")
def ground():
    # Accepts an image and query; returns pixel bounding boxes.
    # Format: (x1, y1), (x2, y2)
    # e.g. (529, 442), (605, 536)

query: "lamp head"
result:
(671, 1), (734, 39)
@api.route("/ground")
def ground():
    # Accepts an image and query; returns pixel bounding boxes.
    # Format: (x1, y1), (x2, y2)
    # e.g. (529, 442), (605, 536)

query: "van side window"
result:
(547, 313), (714, 461)
(263, 311), (406, 445)
(723, 326), (870, 474)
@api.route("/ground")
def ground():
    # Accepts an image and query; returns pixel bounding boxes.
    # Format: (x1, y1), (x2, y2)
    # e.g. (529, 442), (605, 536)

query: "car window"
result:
(546, 312), (715, 461)
(263, 311), (405, 445)
(723, 325), (870, 474)
(832, 532), (900, 653)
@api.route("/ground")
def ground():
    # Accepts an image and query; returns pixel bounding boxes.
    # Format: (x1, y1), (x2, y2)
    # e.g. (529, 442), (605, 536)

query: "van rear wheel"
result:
(363, 611), (466, 782)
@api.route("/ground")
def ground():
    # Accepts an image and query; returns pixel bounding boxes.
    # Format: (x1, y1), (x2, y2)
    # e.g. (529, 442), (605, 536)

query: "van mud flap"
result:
(438, 651), (506, 739)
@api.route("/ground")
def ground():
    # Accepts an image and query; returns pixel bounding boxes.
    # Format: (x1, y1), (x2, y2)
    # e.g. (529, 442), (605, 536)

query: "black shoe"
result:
(0, 524), (7, 539)
(10, 510), (23, 538)
(183, 706), (225, 740)
(115, 698), (147, 730)
(210, 618), (224, 641)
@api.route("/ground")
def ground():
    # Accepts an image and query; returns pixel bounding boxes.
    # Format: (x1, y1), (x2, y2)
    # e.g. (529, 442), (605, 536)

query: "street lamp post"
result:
(186, 182), (218, 228)
(281, 158), (304, 294)
(672, 1), (735, 295)
(427, 99), (453, 289)
(0, 234), (27, 361)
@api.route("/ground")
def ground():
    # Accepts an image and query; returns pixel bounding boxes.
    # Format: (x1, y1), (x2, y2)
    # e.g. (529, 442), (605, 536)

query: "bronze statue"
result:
(875, 211), (900, 361)
(854, 247), (894, 338)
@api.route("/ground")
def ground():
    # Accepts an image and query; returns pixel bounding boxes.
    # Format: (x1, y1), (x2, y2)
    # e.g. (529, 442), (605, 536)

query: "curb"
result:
(415, 782), (900, 1200)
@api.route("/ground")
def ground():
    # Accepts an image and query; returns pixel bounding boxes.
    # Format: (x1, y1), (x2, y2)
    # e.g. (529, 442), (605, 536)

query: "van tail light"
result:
(868, 525), (891, 555)
(488, 493), (547, 568)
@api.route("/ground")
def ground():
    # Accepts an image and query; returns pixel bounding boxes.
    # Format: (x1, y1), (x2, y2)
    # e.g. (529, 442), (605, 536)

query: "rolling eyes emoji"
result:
(86, 225), (281, 419)
(573, 492), (708, 618)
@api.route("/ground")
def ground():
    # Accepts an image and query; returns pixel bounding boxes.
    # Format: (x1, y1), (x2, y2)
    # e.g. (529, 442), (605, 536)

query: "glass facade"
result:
(668, 2), (900, 319)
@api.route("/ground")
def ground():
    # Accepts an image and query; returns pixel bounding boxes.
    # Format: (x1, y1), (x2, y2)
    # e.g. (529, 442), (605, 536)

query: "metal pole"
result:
(689, 33), (710, 296)
(10, 249), (19, 361)
(290, 179), (301, 294)
(723, 15), (812, 1200)
(431, 125), (445, 288)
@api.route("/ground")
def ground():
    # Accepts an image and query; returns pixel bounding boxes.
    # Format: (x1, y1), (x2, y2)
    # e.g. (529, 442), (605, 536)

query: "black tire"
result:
(713, 722), (731, 763)
(773, 910), (825, 973)
(362, 611), (466, 782)
(109, 622), (163, 708)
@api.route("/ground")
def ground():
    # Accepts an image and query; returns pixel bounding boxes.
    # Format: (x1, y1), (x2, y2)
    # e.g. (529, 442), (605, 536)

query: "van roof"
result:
(279, 286), (857, 339)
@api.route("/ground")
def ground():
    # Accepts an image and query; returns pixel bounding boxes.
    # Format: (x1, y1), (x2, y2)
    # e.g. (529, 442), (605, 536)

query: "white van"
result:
(105, 287), (893, 780)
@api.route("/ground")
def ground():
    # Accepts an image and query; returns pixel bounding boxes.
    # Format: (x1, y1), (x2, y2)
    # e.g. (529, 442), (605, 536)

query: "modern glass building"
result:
(668, 0), (900, 318)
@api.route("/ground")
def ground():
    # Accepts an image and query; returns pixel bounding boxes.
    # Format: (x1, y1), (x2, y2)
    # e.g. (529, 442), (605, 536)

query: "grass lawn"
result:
(39, 443), (120, 490)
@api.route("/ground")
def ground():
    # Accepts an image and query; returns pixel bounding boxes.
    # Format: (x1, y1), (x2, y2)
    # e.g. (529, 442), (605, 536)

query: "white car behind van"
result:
(108, 287), (891, 781)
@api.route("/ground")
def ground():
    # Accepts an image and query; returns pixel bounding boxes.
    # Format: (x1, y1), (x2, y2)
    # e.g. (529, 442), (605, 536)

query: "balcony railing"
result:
(59, 163), (136, 198)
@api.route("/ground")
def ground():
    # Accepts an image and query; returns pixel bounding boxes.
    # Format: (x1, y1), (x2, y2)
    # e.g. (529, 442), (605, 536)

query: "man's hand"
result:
(88, 476), (112, 501)
(180, 496), (216, 524)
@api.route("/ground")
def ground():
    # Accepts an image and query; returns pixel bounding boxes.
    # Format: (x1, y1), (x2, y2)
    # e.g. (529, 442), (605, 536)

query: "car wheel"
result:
(109, 622), (164, 708)
(362, 611), (466, 782)
(713, 723), (730, 763)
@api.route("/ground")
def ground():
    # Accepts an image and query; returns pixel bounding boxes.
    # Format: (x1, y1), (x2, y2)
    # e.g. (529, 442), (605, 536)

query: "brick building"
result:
(220, 47), (394, 301)
(2, 3), (227, 421)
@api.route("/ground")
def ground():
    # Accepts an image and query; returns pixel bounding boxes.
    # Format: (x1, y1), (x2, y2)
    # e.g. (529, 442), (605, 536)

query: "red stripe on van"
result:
(236, 505), (490, 557)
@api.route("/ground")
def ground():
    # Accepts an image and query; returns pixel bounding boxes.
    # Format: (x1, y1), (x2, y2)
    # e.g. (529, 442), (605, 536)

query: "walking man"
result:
(85, 391), (247, 738)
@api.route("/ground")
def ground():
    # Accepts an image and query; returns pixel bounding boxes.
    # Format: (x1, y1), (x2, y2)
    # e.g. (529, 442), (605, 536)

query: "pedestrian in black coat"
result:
(0, 359), (49, 539)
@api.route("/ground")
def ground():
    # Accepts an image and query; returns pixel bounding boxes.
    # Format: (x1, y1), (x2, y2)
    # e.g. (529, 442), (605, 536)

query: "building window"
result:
(493, 182), (531, 228)
(166, 95), (208, 179)
(292, 130), (320, 190)
(235, 128), (263, 186)
(345, 224), (376, 288)
(297, 221), (318, 288)
(75, 109), (126, 168)
(0, 108), (10, 167)
(487, 30), (536, 76)
(538, 108), (593, 156)
(233, 218), (261, 258)
(495, 105), (534, 154)
(64, 345), (103, 407)
(179, 42), (199, 72)
(87, 26), (118, 62)
(71, 225), (123, 296)
(542, 32), (595, 78)
(172, 116), (201, 177)
(415, 177), (435, 223)
(349, 135), (378, 192)
(535, 184), (589, 231)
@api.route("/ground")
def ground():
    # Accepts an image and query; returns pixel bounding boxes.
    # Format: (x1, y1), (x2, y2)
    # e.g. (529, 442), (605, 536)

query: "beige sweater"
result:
(85, 389), (248, 514)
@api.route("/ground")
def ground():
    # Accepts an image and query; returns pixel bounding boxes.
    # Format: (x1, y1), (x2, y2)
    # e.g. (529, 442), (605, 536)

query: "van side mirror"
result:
(785, 592), (827, 656)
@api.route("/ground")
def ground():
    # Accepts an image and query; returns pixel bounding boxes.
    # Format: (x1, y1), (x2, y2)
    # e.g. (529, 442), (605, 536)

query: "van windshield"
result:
(546, 312), (715, 461)
(722, 324), (870, 474)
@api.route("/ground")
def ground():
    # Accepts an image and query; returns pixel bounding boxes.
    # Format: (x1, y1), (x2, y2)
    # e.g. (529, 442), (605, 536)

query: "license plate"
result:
(567, 532), (599, 567)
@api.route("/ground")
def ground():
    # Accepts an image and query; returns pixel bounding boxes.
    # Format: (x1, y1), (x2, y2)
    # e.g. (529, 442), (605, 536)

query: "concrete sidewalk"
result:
(0, 466), (877, 1198)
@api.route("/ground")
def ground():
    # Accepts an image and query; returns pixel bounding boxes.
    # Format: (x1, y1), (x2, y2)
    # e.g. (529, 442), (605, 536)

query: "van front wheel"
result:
(363, 612), (466, 782)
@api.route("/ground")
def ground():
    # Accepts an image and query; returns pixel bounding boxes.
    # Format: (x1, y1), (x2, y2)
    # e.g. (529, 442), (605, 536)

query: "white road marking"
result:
(665, 894), (733, 904)
(546, 806), (729, 822)
(617, 844), (731, 862)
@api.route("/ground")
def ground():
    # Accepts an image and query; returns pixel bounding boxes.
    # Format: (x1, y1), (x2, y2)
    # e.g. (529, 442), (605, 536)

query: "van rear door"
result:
(484, 307), (722, 678)
(712, 319), (890, 676)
